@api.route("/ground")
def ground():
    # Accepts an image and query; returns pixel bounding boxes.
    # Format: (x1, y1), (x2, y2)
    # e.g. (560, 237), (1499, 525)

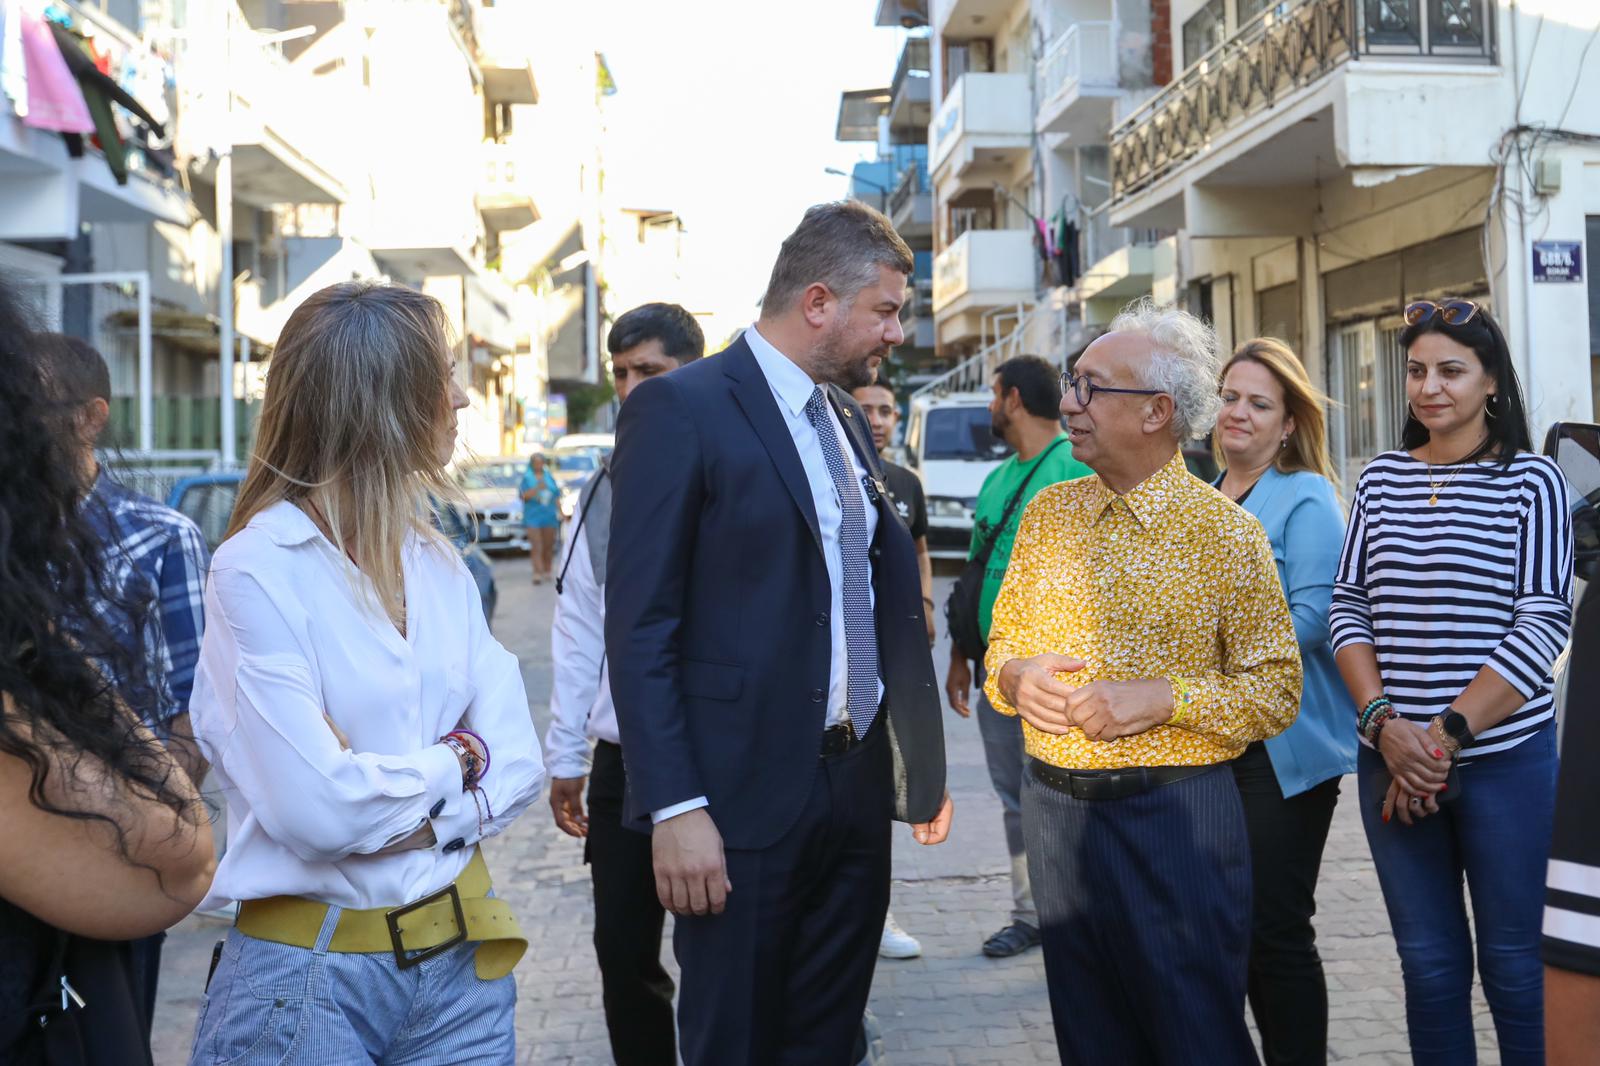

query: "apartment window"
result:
(1237, 0), (1285, 25)
(1328, 319), (1406, 496)
(1255, 281), (1302, 354)
(944, 39), (993, 92)
(1182, 0), (1225, 68)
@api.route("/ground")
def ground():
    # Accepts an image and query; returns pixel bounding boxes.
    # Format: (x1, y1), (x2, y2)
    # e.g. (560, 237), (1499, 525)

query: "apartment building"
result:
(1105, 0), (1600, 491)
(1, 0), (552, 464)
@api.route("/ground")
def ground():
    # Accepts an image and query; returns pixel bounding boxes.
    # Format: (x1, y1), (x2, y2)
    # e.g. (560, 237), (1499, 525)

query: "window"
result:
(944, 39), (993, 91)
(1182, 0), (1226, 68)
(1328, 320), (1405, 496)
(1255, 281), (1302, 354)
(923, 407), (1011, 462)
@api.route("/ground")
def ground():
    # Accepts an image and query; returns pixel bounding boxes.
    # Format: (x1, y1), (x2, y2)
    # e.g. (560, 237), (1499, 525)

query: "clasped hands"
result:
(1378, 718), (1452, 827)
(996, 653), (1174, 741)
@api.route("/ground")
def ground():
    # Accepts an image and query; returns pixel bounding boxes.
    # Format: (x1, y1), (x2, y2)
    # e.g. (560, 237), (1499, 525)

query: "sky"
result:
(584, 0), (910, 342)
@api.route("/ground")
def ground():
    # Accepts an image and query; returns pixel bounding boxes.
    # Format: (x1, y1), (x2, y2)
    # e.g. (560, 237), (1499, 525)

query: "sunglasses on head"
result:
(1404, 299), (1481, 327)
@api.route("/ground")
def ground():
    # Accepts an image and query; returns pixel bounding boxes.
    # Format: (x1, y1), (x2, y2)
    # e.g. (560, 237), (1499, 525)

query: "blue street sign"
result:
(1532, 240), (1583, 282)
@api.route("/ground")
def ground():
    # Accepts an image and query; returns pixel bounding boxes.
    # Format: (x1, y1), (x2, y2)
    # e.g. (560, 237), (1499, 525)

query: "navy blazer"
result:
(604, 336), (946, 850)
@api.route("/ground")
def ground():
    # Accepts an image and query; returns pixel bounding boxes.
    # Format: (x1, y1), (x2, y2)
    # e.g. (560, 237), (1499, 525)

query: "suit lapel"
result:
(725, 339), (824, 556)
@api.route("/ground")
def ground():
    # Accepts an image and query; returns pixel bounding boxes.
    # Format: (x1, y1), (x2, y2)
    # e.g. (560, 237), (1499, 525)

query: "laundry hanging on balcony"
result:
(46, 18), (165, 185)
(1052, 210), (1080, 289)
(14, 2), (91, 133)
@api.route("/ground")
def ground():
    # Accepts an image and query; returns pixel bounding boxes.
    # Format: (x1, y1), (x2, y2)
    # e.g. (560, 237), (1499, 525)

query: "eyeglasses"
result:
(1403, 299), (1481, 328)
(1059, 370), (1164, 408)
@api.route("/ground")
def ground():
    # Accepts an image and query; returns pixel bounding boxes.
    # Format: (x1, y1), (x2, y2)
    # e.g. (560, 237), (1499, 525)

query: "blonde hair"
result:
(1213, 337), (1337, 483)
(227, 281), (461, 627)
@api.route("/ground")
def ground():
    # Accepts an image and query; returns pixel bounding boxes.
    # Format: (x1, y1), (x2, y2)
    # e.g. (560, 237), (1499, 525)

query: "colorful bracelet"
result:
(1358, 697), (1393, 735)
(446, 729), (491, 781)
(1361, 707), (1396, 744)
(1168, 677), (1196, 725)
(441, 734), (482, 790)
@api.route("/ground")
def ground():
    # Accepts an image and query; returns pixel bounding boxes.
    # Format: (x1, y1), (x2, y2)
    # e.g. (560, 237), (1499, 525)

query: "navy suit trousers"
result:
(1023, 761), (1258, 1066)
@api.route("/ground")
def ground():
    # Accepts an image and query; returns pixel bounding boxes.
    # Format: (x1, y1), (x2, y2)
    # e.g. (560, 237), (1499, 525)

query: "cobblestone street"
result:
(151, 561), (1501, 1065)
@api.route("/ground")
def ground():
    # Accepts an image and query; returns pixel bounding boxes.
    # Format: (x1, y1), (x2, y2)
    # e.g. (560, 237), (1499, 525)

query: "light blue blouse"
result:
(1227, 466), (1358, 796)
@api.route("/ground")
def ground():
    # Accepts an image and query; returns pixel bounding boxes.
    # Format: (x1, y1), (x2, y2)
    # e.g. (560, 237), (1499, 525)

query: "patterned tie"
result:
(804, 387), (879, 739)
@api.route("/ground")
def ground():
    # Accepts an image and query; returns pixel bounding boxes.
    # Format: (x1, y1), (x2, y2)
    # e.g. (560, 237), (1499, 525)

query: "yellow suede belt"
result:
(234, 851), (525, 980)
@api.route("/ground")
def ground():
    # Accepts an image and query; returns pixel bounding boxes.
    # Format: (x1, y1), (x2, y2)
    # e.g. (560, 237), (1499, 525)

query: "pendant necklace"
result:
(1425, 434), (1488, 506)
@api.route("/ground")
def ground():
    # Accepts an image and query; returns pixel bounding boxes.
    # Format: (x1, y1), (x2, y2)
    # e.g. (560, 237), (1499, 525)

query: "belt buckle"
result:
(385, 883), (466, 970)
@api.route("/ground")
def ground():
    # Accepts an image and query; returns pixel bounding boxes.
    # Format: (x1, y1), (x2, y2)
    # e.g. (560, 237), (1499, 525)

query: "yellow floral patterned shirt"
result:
(982, 451), (1302, 769)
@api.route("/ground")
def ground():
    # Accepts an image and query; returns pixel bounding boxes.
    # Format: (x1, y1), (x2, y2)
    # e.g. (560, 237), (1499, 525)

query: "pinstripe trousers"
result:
(188, 902), (516, 1065)
(1022, 761), (1258, 1066)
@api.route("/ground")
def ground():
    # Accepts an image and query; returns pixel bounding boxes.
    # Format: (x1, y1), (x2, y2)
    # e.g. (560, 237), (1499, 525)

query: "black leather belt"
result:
(1029, 759), (1213, 801)
(820, 724), (861, 757)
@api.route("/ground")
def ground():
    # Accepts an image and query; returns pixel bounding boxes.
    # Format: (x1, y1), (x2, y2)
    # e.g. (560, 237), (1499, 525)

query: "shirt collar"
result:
(1088, 450), (1191, 529)
(252, 499), (324, 547)
(745, 323), (821, 418)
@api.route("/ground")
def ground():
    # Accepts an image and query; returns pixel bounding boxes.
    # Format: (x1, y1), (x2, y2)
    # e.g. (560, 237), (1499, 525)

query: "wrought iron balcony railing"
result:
(890, 159), (930, 219)
(1110, 0), (1495, 200)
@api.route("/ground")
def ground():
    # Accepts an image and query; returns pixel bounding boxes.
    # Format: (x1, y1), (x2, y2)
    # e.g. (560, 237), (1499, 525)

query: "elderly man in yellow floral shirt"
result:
(984, 298), (1302, 1066)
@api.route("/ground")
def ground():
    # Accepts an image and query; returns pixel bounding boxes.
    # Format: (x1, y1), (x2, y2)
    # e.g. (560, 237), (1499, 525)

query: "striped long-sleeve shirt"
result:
(1329, 450), (1573, 760)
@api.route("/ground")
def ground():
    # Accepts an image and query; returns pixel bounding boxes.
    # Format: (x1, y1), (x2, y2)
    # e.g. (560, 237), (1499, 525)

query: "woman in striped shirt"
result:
(1330, 299), (1573, 1065)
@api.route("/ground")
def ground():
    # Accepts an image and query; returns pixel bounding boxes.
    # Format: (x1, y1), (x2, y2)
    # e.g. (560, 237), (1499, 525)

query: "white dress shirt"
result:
(190, 500), (545, 910)
(544, 516), (617, 780)
(651, 326), (882, 824)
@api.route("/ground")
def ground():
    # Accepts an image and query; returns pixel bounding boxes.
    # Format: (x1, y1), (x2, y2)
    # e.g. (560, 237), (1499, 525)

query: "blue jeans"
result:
(189, 905), (516, 1065)
(1359, 725), (1557, 1065)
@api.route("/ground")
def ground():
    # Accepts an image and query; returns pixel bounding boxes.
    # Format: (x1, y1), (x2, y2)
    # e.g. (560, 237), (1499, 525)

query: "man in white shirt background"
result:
(545, 302), (705, 1066)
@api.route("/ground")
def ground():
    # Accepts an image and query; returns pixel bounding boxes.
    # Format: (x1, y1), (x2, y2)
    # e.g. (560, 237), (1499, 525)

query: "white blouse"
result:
(190, 500), (545, 910)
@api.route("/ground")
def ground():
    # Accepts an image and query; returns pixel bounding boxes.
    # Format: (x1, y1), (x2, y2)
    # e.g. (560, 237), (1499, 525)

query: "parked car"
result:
(903, 391), (1010, 560)
(551, 432), (614, 460)
(1543, 421), (1600, 742)
(454, 458), (531, 554)
(166, 473), (498, 627)
(547, 444), (606, 521)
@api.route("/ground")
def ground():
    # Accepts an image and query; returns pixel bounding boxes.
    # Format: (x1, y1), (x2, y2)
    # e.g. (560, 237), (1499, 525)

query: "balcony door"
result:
(1329, 319), (1406, 495)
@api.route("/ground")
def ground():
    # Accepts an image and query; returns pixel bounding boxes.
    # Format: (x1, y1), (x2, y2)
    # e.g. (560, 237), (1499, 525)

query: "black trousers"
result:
(587, 740), (677, 1066)
(1024, 761), (1258, 1066)
(673, 723), (892, 1066)
(1232, 742), (1342, 1066)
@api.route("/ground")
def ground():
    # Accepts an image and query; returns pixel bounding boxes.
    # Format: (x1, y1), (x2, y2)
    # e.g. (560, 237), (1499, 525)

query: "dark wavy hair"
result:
(0, 277), (195, 859)
(1398, 302), (1530, 466)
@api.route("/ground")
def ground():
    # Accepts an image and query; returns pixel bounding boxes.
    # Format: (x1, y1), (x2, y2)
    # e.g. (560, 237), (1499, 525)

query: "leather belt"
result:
(1029, 759), (1214, 801)
(235, 851), (526, 979)
(820, 723), (862, 757)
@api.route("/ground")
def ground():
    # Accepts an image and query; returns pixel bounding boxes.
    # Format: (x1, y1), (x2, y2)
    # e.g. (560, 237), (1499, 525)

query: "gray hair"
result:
(1107, 297), (1223, 441)
(762, 200), (914, 314)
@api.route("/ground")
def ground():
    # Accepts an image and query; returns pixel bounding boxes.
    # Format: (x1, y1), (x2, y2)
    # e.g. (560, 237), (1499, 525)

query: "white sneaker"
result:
(878, 911), (922, 959)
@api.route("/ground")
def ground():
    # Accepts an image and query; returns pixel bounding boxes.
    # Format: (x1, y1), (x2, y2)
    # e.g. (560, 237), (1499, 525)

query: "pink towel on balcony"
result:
(19, 4), (90, 132)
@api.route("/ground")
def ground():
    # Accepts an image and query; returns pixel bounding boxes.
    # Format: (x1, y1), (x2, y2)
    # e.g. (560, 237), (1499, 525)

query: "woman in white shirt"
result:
(187, 281), (545, 1066)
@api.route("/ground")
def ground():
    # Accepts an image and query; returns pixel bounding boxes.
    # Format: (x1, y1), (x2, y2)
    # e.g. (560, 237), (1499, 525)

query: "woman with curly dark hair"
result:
(0, 279), (216, 1063)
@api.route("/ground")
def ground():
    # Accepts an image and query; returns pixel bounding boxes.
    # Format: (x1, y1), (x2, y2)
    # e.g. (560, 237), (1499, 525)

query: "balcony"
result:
(890, 162), (933, 241)
(472, 5), (539, 105)
(1035, 21), (1121, 142)
(477, 142), (540, 233)
(930, 73), (1032, 181)
(932, 228), (1037, 345)
(222, 19), (349, 206)
(889, 37), (932, 136)
(933, 0), (1017, 39)
(1109, 0), (1498, 219)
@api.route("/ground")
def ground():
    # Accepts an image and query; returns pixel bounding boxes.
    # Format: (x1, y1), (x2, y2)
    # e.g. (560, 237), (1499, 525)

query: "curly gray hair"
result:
(1107, 297), (1223, 441)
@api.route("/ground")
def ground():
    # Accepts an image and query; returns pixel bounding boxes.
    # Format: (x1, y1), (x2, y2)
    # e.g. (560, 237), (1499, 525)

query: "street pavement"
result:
(152, 559), (1502, 1064)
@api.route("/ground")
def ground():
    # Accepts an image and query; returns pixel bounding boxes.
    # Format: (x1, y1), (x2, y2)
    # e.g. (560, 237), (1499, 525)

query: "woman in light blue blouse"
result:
(519, 452), (560, 584)
(1212, 337), (1356, 1066)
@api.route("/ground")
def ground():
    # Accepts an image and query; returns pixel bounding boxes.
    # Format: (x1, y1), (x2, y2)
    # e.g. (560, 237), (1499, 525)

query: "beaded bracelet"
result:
(441, 734), (483, 790)
(1361, 706), (1397, 744)
(1358, 697), (1393, 735)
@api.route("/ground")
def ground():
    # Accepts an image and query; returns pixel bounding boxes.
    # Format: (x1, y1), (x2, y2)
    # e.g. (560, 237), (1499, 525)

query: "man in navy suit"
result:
(606, 201), (953, 1066)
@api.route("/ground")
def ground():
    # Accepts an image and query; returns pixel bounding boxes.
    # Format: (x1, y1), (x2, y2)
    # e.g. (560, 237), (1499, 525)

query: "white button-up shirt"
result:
(544, 515), (617, 780)
(190, 500), (545, 910)
(744, 324), (882, 730)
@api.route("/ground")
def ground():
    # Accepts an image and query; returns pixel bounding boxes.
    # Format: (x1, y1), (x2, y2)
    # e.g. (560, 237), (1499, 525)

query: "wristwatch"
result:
(1440, 709), (1474, 750)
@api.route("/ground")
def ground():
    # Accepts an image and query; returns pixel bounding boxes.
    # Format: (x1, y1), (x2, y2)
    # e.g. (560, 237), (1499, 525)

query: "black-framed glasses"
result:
(1059, 370), (1164, 408)
(1404, 299), (1481, 328)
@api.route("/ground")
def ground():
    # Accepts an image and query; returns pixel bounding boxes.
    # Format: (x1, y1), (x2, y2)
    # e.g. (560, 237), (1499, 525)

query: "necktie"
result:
(803, 387), (879, 739)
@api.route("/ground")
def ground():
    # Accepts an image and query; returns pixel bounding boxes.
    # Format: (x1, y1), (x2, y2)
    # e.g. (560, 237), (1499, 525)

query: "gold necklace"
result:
(1424, 435), (1488, 506)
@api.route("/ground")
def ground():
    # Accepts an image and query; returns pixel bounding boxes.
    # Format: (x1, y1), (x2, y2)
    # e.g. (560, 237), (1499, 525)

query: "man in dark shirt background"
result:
(852, 376), (933, 968)
(853, 378), (933, 645)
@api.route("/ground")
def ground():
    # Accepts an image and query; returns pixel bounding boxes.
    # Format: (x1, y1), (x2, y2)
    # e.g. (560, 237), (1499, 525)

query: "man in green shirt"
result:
(946, 355), (1091, 958)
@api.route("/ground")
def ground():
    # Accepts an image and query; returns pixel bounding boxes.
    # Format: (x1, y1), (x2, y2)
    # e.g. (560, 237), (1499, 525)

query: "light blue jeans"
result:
(188, 904), (516, 1065)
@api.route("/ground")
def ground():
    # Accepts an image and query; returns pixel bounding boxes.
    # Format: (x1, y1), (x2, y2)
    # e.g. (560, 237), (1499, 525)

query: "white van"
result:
(902, 391), (1012, 560)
